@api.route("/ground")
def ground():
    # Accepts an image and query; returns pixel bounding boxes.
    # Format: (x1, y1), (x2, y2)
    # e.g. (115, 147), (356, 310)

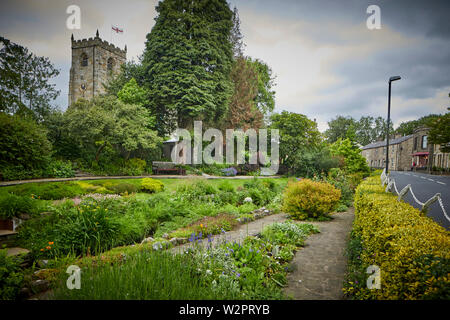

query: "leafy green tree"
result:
(64, 96), (161, 163)
(270, 111), (322, 173)
(291, 145), (340, 178)
(394, 114), (440, 136)
(43, 111), (81, 161)
(105, 60), (145, 96)
(428, 109), (450, 153)
(247, 58), (276, 117)
(0, 37), (60, 121)
(142, 0), (234, 135)
(355, 116), (375, 146)
(117, 78), (149, 107)
(329, 138), (369, 175)
(325, 116), (357, 143)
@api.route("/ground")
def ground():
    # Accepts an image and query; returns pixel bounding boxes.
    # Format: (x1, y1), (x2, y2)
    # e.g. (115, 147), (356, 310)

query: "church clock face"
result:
(79, 83), (86, 97)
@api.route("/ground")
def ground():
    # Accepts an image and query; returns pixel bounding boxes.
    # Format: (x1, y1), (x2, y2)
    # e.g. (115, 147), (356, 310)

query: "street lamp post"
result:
(386, 76), (401, 174)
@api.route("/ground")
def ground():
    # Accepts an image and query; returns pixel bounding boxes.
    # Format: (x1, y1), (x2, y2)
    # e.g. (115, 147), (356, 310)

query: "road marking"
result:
(413, 175), (419, 177)
(427, 178), (434, 182)
(436, 181), (446, 185)
(420, 176), (426, 179)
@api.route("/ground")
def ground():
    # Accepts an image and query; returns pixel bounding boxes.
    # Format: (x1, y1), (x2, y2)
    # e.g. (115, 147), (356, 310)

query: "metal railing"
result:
(381, 169), (449, 222)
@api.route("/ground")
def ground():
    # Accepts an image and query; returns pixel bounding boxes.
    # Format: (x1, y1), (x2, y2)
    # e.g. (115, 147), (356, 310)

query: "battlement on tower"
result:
(71, 32), (126, 59)
(68, 30), (126, 106)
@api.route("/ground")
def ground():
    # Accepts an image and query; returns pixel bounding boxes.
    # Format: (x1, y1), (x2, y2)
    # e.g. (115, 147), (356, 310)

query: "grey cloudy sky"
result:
(1, 0), (449, 132)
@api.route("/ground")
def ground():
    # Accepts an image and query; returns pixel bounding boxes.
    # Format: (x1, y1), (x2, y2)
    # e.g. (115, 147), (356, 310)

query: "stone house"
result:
(361, 135), (413, 171)
(361, 127), (450, 171)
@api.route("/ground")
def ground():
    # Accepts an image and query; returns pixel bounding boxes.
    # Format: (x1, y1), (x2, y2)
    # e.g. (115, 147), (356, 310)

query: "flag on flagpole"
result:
(112, 25), (123, 34)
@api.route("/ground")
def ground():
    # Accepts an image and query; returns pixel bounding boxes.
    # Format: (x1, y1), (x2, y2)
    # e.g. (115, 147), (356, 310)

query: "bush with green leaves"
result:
(330, 138), (370, 176)
(0, 249), (24, 300)
(108, 182), (139, 195)
(6, 181), (85, 200)
(0, 193), (41, 219)
(44, 159), (75, 178)
(326, 168), (354, 207)
(17, 198), (155, 258)
(0, 113), (52, 181)
(123, 158), (147, 176)
(140, 178), (164, 193)
(282, 179), (341, 220)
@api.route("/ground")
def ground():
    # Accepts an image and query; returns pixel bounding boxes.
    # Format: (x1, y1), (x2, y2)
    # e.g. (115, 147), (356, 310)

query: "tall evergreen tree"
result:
(142, 0), (234, 136)
(230, 6), (245, 58)
(225, 57), (262, 130)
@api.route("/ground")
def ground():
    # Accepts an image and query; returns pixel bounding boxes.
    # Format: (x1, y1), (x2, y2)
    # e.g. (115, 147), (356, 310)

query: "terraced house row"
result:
(361, 127), (450, 171)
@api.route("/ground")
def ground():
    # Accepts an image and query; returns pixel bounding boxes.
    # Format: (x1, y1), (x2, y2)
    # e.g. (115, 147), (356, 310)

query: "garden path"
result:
(284, 208), (355, 300)
(171, 213), (289, 253)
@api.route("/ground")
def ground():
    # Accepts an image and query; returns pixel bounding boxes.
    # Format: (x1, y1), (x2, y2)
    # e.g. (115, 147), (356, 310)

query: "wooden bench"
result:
(152, 161), (186, 175)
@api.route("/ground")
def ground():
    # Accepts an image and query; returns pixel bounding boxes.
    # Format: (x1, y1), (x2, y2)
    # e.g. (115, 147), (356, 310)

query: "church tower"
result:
(68, 30), (126, 106)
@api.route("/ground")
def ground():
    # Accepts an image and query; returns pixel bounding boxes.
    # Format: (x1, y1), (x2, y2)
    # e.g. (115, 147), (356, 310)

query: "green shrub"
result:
(8, 182), (85, 200)
(123, 158), (147, 176)
(44, 159), (75, 178)
(326, 168), (354, 206)
(344, 176), (450, 300)
(0, 249), (24, 300)
(0, 165), (45, 181)
(0, 193), (38, 219)
(140, 178), (164, 193)
(109, 182), (138, 195)
(282, 179), (341, 220)
(0, 113), (52, 179)
(217, 180), (235, 193)
(177, 180), (217, 199)
(17, 198), (155, 258)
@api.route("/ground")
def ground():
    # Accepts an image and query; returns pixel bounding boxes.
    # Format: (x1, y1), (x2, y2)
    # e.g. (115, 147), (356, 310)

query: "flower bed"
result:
(47, 221), (319, 300)
(344, 176), (450, 299)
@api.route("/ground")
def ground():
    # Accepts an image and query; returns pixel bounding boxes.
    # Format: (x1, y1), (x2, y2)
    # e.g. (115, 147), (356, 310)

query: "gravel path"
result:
(284, 208), (355, 300)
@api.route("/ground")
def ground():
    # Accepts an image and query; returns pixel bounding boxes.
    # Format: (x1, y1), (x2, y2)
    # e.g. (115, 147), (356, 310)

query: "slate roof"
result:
(361, 134), (413, 150)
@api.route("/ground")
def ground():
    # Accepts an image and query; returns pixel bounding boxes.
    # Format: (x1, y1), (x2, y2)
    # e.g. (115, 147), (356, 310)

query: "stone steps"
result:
(0, 229), (18, 247)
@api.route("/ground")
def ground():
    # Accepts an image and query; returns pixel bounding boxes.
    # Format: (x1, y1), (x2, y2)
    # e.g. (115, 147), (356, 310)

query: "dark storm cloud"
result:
(247, 0), (450, 127)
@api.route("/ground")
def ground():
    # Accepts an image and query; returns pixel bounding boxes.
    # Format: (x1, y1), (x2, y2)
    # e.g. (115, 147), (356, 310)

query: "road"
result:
(389, 171), (450, 230)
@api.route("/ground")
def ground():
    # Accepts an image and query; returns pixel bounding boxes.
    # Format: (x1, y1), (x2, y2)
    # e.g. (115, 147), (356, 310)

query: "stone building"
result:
(361, 127), (450, 171)
(68, 30), (126, 106)
(361, 135), (413, 171)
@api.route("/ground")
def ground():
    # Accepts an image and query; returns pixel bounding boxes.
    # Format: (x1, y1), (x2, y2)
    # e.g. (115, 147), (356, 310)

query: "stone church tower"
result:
(68, 30), (126, 106)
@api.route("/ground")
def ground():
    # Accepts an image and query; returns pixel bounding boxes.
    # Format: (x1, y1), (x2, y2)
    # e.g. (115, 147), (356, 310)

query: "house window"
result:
(414, 137), (418, 150)
(421, 135), (428, 149)
(81, 53), (88, 67)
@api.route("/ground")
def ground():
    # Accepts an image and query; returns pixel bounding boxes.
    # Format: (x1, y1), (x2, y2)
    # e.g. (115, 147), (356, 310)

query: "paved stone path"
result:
(172, 213), (289, 254)
(284, 208), (355, 300)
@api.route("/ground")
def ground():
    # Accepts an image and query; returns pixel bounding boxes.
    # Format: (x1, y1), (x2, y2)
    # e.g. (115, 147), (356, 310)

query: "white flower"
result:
(206, 269), (212, 275)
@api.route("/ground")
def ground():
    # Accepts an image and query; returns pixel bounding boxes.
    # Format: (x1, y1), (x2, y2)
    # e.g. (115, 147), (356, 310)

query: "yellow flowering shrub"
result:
(350, 176), (450, 299)
(282, 179), (341, 220)
(140, 178), (164, 193)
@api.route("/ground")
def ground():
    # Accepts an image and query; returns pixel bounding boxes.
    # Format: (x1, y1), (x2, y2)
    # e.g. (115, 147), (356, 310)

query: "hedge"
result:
(345, 176), (450, 299)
